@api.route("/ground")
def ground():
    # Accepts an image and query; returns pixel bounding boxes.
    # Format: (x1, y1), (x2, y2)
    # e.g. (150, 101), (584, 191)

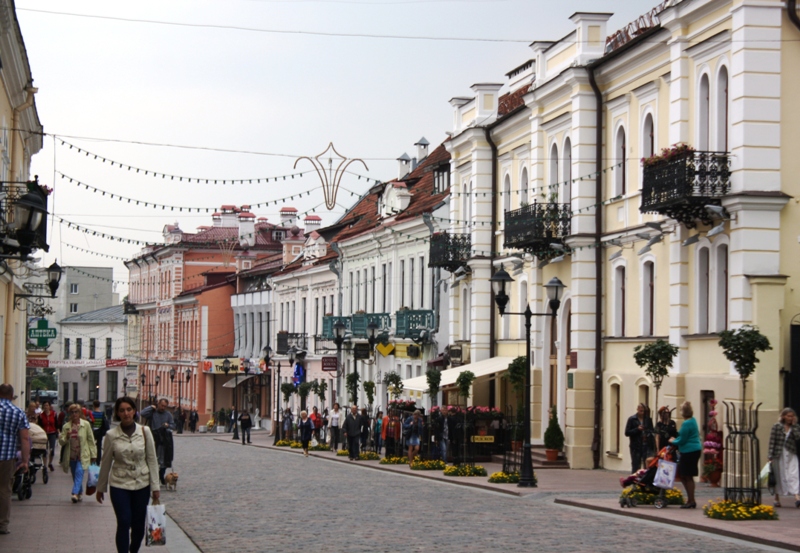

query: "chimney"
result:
(415, 137), (430, 163)
(303, 215), (322, 233)
(219, 205), (238, 226)
(280, 206), (298, 227)
(449, 96), (472, 135)
(470, 83), (503, 124)
(569, 12), (612, 65)
(238, 210), (256, 248)
(212, 212), (222, 227)
(397, 153), (411, 179)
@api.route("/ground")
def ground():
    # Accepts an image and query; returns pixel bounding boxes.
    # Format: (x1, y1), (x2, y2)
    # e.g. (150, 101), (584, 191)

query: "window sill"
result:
(682, 333), (720, 341)
(606, 451), (621, 459)
(603, 335), (668, 343)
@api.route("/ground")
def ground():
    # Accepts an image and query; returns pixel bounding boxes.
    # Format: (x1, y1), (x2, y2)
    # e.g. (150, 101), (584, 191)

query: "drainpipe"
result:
(484, 127), (498, 358)
(789, 0), (800, 33)
(587, 68), (604, 470)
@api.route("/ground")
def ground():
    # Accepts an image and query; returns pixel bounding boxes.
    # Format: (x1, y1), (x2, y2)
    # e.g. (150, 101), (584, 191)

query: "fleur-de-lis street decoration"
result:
(294, 143), (368, 210)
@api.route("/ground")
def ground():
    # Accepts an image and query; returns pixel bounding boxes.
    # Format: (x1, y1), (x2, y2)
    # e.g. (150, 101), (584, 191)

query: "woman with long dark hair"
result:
(96, 397), (160, 553)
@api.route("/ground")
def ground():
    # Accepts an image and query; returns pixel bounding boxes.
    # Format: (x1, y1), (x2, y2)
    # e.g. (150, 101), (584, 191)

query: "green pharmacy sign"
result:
(28, 319), (57, 348)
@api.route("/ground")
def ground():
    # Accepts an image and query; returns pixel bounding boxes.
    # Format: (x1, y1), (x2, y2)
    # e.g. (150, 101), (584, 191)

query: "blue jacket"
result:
(671, 417), (702, 453)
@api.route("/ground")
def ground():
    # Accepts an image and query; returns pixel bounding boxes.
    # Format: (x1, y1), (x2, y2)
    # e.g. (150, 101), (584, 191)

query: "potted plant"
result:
(506, 356), (527, 452)
(455, 371), (476, 462)
(297, 381), (312, 411)
(364, 380), (376, 409)
(346, 371), (361, 406)
(718, 325), (771, 408)
(280, 383), (295, 405)
(383, 371), (404, 400)
(633, 339), (679, 413)
(426, 367), (442, 407)
(543, 405), (564, 462)
(702, 457), (723, 486)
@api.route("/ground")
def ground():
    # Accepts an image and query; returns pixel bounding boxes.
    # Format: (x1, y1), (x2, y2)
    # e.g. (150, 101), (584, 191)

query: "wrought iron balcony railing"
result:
(321, 316), (352, 340)
(276, 332), (309, 355)
(429, 232), (471, 272)
(351, 313), (392, 337)
(640, 150), (731, 226)
(503, 201), (571, 253)
(313, 335), (338, 355)
(395, 309), (435, 341)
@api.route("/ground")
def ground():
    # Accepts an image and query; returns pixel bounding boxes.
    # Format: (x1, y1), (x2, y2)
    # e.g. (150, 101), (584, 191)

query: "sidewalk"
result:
(2, 462), (201, 552)
(219, 430), (800, 551)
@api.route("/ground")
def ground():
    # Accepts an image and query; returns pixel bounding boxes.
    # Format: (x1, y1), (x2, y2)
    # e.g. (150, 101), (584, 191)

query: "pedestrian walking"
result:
(383, 411), (401, 458)
(96, 397), (161, 553)
(0, 384), (29, 535)
(177, 409), (186, 434)
(404, 410), (423, 464)
(439, 409), (450, 462)
(140, 399), (175, 485)
(767, 407), (800, 508)
(359, 408), (370, 451)
(373, 411), (383, 455)
(228, 406), (237, 434)
(328, 403), (342, 452)
(59, 403), (97, 503)
(239, 411), (253, 445)
(37, 400), (58, 472)
(189, 409), (199, 433)
(310, 406), (323, 442)
(343, 405), (360, 460)
(91, 400), (110, 464)
(625, 403), (654, 474)
(298, 410), (314, 457)
(669, 401), (702, 509)
(282, 408), (294, 440)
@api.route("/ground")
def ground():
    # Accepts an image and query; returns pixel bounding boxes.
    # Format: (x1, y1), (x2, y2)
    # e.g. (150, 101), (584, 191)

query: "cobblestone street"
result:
(166, 437), (778, 553)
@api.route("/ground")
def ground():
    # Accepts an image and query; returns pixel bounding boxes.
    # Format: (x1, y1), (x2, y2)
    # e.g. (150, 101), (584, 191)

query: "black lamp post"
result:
(139, 373), (146, 413)
(222, 358), (240, 440)
(122, 378), (128, 398)
(242, 359), (251, 414)
(273, 360), (283, 445)
(153, 374), (161, 404)
(490, 269), (564, 488)
(333, 320), (346, 406)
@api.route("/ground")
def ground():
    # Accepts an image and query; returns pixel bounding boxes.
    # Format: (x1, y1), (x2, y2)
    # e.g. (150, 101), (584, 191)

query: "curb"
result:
(554, 499), (800, 552)
(213, 437), (523, 497)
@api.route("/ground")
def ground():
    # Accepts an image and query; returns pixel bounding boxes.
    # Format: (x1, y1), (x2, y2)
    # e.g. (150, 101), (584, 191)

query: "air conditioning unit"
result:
(447, 343), (470, 366)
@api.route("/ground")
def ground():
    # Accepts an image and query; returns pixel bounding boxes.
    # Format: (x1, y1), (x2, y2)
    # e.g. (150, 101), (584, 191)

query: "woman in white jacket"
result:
(96, 397), (160, 553)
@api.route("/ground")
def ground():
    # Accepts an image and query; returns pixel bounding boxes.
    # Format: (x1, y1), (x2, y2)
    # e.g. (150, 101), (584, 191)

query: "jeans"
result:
(94, 433), (104, 464)
(69, 459), (84, 495)
(109, 485), (151, 553)
(440, 439), (448, 461)
(46, 433), (57, 462)
(0, 458), (14, 531)
(241, 427), (251, 444)
(330, 427), (340, 451)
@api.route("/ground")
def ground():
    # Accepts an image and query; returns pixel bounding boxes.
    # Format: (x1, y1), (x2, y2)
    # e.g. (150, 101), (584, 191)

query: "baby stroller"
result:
(619, 445), (677, 509)
(12, 423), (48, 501)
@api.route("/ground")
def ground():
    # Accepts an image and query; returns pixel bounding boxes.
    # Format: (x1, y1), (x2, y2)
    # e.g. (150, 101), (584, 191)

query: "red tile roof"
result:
(498, 84), (530, 119)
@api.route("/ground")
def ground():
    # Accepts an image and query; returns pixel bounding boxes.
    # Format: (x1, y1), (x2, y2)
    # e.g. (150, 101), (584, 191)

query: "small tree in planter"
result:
(346, 371), (361, 406)
(718, 325), (771, 409)
(280, 383), (295, 406)
(311, 379), (328, 412)
(364, 381), (376, 410)
(633, 339), (679, 414)
(383, 371), (404, 401)
(297, 382), (312, 411)
(426, 367), (442, 407)
(506, 356), (527, 449)
(543, 405), (564, 462)
(455, 371), (476, 464)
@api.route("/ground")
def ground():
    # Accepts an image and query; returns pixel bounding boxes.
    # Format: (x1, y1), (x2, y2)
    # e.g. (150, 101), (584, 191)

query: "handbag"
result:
(146, 498), (167, 546)
(653, 459), (677, 489)
(85, 463), (100, 496)
(311, 437), (319, 448)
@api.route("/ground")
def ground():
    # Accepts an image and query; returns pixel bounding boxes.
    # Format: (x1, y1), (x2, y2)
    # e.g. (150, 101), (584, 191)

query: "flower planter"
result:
(707, 470), (722, 487)
(199, 426), (207, 434)
(216, 426), (226, 434)
(545, 449), (559, 462)
(511, 440), (522, 452)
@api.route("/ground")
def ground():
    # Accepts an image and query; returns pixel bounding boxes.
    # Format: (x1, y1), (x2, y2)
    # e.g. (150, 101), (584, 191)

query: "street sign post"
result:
(28, 319), (57, 348)
(321, 356), (338, 372)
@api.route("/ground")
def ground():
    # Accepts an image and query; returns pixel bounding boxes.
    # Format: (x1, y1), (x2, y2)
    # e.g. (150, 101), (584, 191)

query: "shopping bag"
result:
(85, 463), (100, 496)
(146, 500), (167, 546)
(311, 437), (319, 448)
(653, 459), (677, 489)
(759, 462), (771, 485)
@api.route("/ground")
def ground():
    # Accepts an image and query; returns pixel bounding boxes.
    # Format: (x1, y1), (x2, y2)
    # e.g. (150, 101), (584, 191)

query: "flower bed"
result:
(309, 443), (330, 451)
(388, 399), (417, 411)
(703, 500), (778, 521)
(379, 456), (409, 465)
(488, 471), (521, 484)
(444, 464), (487, 477)
(620, 487), (685, 506)
(336, 449), (350, 457)
(290, 441), (303, 449)
(275, 440), (297, 447)
(433, 405), (503, 420)
(358, 452), (380, 461)
(410, 459), (446, 471)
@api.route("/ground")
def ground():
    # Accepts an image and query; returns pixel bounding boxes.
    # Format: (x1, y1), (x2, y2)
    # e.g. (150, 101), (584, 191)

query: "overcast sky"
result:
(16, 0), (646, 297)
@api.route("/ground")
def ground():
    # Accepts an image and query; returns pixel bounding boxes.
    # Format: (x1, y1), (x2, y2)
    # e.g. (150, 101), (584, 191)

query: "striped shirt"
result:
(0, 399), (29, 461)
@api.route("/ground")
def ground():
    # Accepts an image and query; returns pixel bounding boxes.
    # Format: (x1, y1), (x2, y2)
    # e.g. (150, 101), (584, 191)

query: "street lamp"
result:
(153, 374), (161, 405)
(273, 359), (283, 445)
(140, 373), (146, 412)
(242, 359), (251, 414)
(122, 378), (128, 398)
(221, 358), (240, 440)
(490, 269), (564, 488)
(367, 320), (379, 349)
(333, 320), (346, 406)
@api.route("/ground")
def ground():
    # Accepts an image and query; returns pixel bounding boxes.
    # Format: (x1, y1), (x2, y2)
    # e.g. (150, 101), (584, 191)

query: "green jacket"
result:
(59, 418), (97, 471)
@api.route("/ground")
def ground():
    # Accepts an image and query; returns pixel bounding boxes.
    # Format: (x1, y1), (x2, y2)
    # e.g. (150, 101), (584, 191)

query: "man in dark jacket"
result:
(342, 405), (360, 460)
(90, 400), (110, 463)
(624, 403), (654, 474)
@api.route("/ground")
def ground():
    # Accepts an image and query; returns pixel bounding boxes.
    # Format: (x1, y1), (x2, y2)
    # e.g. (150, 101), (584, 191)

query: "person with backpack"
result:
(91, 400), (110, 463)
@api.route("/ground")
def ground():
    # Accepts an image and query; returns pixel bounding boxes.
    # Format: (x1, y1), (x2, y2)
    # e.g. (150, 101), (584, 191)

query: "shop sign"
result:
(321, 357), (338, 372)
(28, 319), (57, 348)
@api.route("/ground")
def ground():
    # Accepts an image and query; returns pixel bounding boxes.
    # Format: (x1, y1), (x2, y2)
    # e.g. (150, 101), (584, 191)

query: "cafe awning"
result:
(222, 374), (257, 388)
(402, 356), (513, 392)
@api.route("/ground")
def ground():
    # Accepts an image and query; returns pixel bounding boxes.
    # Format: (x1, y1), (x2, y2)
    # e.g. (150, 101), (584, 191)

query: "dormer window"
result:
(273, 231), (284, 241)
(434, 167), (450, 194)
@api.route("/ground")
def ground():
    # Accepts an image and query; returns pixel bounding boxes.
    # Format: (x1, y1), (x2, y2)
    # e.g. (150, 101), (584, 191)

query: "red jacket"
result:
(38, 410), (57, 434)
(310, 412), (322, 430)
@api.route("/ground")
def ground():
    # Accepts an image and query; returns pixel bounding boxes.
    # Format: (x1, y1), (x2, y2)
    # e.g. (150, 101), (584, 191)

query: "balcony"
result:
(395, 309), (435, 341)
(313, 335), (338, 355)
(640, 150), (731, 227)
(351, 313), (392, 338)
(503, 201), (571, 254)
(321, 316), (352, 340)
(276, 332), (309, 355)
(429, 232), (471, 273)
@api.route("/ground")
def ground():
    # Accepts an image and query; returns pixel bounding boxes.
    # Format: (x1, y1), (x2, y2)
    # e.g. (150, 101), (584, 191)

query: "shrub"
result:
(543, 405), (565, 451)
(379, 456), (409, 465)
(703, 500), (778, 521)
(620, 487), (684, 506)
(488, 471), (522, 484)
(444, 464), (487, 477)
(410, 459), (446, 471)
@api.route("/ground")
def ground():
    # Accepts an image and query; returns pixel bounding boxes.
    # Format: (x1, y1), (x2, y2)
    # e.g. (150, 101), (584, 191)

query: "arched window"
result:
(503, 174), (511, 214)
(697, 246), (710, 334)
(518, 280), (528, 339)
(716, 66), (729, 151)
(610, 383), (621, 454)
(714, 243), (729, 332)
(520, 167), (529, 206)
(698, 73), (710, 151)
(639, 384), (650, 409)
(614, 265), (626, 337)
(615, 126), (627, 196)
(642, 113), (655, 160)
(549, 143), (559, 202)
(642, 260), (655, 336)
(562, 138), (572, 205)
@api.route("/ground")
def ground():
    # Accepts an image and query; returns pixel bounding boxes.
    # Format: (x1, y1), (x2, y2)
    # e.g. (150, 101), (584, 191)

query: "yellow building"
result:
(442, 0), (799, 469)
(0, 1), (45, 404)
